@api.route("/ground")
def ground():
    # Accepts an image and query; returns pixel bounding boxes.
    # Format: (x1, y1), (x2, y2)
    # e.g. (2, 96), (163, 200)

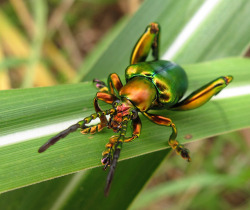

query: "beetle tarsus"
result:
(102, 154), (112, 170)
(176, 145), (191, 162)
(181, 149), (191, 162)
(93, 79), (108, 91)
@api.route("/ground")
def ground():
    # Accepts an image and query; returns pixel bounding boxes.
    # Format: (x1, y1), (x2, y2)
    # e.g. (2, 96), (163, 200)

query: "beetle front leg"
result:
(94, 73), (123, 96)
(124, 116), (142, 142)
(130, 22), (160, 64)
(102, 143), (114, 170)
(108, 73), (123, 96)
(171, 76), (233, 111)
(143, 112), (191, 162)
(81, 92), (116, 134)
(109, 116), (142, 143)
(93, 79), (108, 92)
(82, 73), (123, 135)
(101, 116), (141, 171)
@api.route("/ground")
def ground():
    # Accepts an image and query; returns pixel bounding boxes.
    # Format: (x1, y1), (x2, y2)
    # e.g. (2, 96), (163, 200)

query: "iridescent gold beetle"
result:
(39, 23), (233, 195)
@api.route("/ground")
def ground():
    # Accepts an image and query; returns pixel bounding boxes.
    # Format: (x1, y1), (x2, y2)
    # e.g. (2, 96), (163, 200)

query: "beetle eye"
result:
(112, 99), (120, 108)
(131, 109), (138, 119)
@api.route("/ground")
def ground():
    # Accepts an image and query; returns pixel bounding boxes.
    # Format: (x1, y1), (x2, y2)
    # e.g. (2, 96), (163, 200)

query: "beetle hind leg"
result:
(130, 22), (160, 64)
(143, 112), (191, 162)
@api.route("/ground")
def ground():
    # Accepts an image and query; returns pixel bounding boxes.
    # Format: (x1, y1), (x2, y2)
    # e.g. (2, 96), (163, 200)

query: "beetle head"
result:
(108, 98), (138, 133)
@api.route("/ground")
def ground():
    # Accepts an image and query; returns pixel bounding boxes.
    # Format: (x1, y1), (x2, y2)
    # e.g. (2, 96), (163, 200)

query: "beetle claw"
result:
(175, 145), (191, 162)
(103, 162), (109, 171)
(181, 148), (191, 162)
(102, 153), (112, 170)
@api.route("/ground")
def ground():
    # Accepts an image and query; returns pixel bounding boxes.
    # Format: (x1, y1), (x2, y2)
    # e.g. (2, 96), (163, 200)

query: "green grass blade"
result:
(0, 150), (170, 209)
(60, 150), (170, 210)
(0, 57), (249, 194)
(0, 174), (75, 210)
(174, 0), (250, 63)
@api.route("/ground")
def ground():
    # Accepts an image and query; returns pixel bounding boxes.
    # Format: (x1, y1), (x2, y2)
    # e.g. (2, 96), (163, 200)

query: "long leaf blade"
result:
(0, 57), (249, 194)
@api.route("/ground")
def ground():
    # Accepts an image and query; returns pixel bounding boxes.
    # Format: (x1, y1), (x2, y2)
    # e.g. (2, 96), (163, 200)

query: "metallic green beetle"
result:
(39, 23), (233, 195)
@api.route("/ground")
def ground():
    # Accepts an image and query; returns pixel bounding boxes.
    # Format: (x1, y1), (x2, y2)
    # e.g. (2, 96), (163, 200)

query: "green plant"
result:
(0, 0), (249, 209)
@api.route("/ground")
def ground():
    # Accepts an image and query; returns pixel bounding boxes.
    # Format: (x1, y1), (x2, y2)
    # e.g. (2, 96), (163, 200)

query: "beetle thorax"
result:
(119, 77), (157, 112)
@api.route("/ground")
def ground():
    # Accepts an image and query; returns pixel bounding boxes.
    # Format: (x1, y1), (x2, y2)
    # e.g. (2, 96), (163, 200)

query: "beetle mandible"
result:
(39, 23), (233, 195)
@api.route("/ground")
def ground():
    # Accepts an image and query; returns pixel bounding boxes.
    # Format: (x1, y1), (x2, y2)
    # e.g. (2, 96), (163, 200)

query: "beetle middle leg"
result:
(143, 112), (191, 162)
(130, 22), (160, 64)
(171, 76), (233, 111)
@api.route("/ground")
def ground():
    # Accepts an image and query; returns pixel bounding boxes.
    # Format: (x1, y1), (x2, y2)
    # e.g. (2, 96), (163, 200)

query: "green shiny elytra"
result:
(39, 23), (233, 195)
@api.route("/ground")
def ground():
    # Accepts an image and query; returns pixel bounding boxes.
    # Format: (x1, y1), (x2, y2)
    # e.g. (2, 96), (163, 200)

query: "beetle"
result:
(39, 23), (233, 195)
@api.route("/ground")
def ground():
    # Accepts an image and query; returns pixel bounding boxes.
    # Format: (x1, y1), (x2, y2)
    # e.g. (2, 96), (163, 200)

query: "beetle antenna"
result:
(38, 123), (81, 153)
(38, 108), (116, 153)
(104, 115), (130, 196)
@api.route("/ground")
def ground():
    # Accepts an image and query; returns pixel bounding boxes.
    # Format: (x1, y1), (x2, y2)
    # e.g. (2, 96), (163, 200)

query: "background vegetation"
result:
(0, 0), (249, 209)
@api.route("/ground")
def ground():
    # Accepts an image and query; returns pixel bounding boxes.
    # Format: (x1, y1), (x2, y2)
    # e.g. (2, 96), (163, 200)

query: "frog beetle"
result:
(39, 23), (233, 195)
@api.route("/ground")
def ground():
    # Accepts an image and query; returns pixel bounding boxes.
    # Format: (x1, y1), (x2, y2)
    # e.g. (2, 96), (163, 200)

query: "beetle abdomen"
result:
(125, 60), (188, 108)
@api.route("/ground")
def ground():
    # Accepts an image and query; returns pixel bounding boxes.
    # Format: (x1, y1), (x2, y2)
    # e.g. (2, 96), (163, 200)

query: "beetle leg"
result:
(93, 79), (108, 92)
(95, 73), (123, 97)
(171, 76), (233, 111)
(125, 116), (142, 142)
(95, 92), (117, 104)
(102, 143), (114, 170)
(81, 92), (117, 134)
(108, 73), (123, 95)
(81, 123), (105, 134)
(108, 116), (142, 143)
(102, 116), (141, 163)
(130, 22), (160, 64)
(143, 112), (191, 162)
